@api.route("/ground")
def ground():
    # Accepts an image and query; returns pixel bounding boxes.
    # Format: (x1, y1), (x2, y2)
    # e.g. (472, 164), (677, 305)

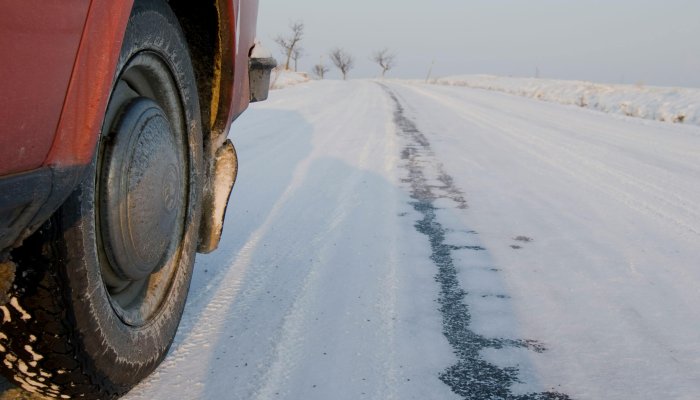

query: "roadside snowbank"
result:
(434, 75), (700, 126)
(270, 68), (310, 90)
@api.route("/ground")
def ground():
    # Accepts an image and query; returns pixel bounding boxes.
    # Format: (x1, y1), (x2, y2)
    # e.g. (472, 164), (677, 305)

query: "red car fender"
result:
(46, 0), (257, 170)
(229, 0), (258, 124)
(44, 0), (134, 169)
(206, 0), (257, 149)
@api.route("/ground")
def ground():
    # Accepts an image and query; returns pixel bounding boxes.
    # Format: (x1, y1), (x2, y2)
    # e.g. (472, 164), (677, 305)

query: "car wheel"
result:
(0, 0), (203, 398)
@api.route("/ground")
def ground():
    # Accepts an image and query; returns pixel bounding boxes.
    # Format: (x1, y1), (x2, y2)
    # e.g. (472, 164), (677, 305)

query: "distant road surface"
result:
(3, 80), (699, 399)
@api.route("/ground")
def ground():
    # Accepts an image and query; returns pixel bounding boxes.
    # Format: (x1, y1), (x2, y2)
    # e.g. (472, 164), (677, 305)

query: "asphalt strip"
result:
(380, 83), (570, 400)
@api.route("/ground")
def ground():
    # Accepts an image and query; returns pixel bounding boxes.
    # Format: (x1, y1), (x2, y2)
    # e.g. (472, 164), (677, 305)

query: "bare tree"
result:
(372, 49), (396, 78)
(329, 48), (354, 80)
(274, 21), (304, 70)
(291, 47), (304, 72)
(313, 63), (329, 79)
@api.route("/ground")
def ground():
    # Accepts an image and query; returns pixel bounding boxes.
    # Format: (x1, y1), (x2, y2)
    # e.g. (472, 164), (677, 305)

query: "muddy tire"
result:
(0, 0), (203, 398)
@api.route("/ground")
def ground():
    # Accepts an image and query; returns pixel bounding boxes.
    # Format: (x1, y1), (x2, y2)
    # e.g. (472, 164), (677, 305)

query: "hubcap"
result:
(96, 51), (190, 326)
(100, 98), (183, 282)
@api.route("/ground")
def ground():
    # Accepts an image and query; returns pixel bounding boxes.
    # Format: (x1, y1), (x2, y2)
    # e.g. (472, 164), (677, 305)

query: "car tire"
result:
(0, 0), (203, 398)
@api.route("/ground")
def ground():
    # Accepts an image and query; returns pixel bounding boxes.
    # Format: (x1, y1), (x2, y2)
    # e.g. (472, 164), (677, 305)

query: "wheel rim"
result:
(97, 51), (189, 327)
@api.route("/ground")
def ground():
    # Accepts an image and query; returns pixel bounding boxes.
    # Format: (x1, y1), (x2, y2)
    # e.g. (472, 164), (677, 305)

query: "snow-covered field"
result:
(435, 75), (700, 126)
(3, 79), (699, 399)
(270, 69), (310, 90)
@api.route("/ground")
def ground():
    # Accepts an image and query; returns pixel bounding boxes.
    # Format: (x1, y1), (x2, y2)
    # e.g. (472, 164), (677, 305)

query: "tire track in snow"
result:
(380, 84), (570, 400)
(252, 82), (403, 400)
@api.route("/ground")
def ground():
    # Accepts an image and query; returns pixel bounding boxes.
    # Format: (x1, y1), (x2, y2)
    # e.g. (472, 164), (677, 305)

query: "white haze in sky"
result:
(257, 0), (700, 87)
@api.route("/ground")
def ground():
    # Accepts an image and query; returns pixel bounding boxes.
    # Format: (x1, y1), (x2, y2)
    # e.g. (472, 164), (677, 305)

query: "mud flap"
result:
(197, 140), (238, 254)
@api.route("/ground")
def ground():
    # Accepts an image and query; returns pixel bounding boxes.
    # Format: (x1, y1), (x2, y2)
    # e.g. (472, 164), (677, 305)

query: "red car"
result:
(0, 1), (274, 398)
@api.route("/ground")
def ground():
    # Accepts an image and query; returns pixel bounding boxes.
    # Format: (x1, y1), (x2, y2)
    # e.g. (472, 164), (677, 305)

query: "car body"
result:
(0, 0), (272, 260)
(0, 1), (275, 397)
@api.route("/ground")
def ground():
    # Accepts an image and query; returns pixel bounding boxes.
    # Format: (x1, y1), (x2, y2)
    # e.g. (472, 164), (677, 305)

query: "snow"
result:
(389, 81), (700, 399)
(434, 74), (700, 126)
(119, 80), (700, 399)
(8, 298), (30, 321)
(250, 40), (273, 59)
(0, 307), (9, 324)
(123, 81), (458, 400)
(22, 346), (42, 363)
(270, 68), (310, 90)
(3, 78), (699, 399)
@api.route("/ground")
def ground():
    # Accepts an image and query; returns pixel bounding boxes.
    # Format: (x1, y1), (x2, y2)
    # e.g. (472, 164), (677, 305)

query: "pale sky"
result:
(257, 0), (700, 87)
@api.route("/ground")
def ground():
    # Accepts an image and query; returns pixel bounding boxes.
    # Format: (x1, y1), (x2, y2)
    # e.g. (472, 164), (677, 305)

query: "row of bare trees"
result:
(275, 21), (396, 80)
(274, 21), (304, 71)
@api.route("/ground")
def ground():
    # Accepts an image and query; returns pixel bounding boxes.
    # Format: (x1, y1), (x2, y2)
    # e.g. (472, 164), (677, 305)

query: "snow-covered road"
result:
(4, 80), (699, 399)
